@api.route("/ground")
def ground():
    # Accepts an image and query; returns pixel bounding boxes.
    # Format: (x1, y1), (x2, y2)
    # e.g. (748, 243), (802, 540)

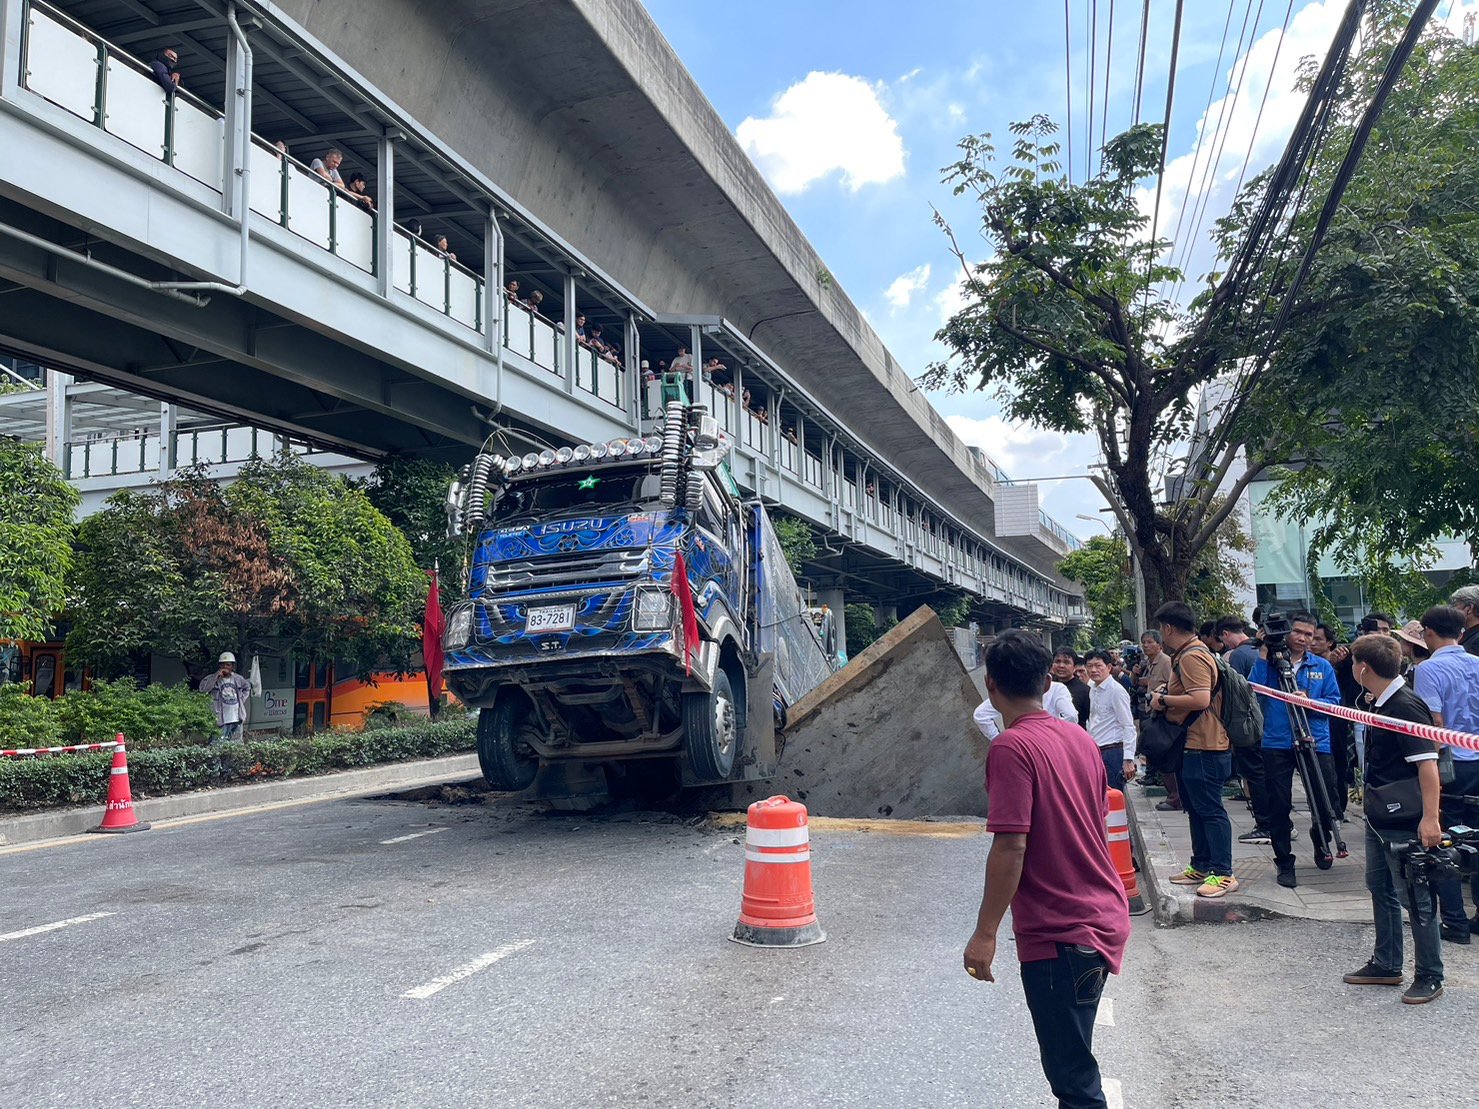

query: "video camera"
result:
(1119, 640), (1143, 670)
(1261, 609), (1293, 658)
(1390, 826), (1479, 891)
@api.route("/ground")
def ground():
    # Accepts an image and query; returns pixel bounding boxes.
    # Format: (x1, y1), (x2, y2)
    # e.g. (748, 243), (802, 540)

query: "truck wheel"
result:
(477, 696), (541, 792)
(683, 667), (738, 780)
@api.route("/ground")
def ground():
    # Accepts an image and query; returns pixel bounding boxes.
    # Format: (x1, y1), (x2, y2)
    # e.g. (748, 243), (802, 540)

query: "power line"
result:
(1065, 0), (1076, 182)
(1088, 0), (1099, 176)
(1144, 0), (1187, 283)
(1227, 0), (1298, 208)
(1163, 0), (1241, 282)
(1168, 0), (1264, 302)
(1100, 0), (1117, 171)
(1131, 0), (1152, 125)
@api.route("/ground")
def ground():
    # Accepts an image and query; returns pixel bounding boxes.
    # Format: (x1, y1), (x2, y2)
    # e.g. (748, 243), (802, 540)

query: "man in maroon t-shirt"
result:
(964, 630), (1131, 1109)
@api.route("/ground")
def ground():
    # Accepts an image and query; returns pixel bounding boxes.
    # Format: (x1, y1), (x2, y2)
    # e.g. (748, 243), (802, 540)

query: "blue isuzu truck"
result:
(440, 401), (833, 804)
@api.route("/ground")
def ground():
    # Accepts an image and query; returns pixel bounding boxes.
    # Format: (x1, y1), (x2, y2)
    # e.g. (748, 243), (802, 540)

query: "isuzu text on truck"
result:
(440, 401), (832, 803)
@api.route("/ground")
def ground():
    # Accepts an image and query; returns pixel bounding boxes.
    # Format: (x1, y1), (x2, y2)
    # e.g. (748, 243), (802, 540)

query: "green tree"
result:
(843, 603), (878, 658)
(70, 457), (422, 678)
(1058, 535), (1134, 644)
(355, 456), (465, 605)
(0, 440), (79, 643)
(1226, 10), (1479, 576)
(771, 514), (818, 575)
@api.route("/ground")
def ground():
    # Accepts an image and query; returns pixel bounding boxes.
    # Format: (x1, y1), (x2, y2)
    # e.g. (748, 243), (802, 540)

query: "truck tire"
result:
(683, 666), (739, 780)
(477, 696), (541, 792)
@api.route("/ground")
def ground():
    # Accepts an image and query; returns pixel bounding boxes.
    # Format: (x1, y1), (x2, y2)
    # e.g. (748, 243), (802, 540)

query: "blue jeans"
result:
(1435, 758), (1479, 930)
(1365, 822), (1443, 981)
(216, 721), (243, 744)
(1099, 744), (1124, 792)
(1020, 943), (1109, 1109)
(1180, 749), (1233, 877)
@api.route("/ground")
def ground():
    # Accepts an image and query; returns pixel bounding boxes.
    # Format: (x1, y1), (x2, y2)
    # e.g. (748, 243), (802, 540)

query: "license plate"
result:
(526, 604), (575, 633)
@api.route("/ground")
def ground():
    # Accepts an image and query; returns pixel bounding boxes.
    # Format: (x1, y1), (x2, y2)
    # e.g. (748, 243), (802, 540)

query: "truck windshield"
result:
(492, 468), (663, 523)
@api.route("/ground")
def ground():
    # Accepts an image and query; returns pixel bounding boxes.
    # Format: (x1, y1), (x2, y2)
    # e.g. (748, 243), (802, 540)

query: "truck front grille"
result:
(480, 548), (649, 592)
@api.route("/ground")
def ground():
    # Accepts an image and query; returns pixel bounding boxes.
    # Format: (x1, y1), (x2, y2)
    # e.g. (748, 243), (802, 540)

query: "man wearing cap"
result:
(200, 652), (252, 744)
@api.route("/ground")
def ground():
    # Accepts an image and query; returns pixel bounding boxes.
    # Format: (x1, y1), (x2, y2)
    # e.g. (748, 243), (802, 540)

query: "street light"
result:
(1074, 516), (1147, 635)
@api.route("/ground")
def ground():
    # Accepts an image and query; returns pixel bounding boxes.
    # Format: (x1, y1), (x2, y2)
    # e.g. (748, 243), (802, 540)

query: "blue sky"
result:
(639, 1), (1478, 539)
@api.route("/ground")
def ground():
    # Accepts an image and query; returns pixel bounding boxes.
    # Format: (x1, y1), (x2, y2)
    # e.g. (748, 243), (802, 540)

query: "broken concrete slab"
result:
(723, 606), (987, 819)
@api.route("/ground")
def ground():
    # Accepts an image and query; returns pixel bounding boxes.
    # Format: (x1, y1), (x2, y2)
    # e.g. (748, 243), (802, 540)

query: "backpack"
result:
(1175, 644), (1263, 749)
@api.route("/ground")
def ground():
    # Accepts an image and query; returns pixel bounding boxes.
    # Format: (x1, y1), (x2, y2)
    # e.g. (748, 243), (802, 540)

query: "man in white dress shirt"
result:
(974, 678), (1078, 741)
(1085, 649), (1137, 790)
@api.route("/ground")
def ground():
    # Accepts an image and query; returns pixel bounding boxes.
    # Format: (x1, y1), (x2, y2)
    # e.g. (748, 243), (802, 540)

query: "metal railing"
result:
(571, 345), (623, 409)
(248, 138), (376, 276)
(65, 424), (328, 478)
(393, 225), (482, 332)
(23, 1), (225, 190)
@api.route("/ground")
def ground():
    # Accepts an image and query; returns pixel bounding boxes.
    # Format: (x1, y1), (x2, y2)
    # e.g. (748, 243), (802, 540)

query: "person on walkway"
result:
(1342, 633), (1444, 1005)
(1217, 614), (1272, 846)
(1136, 629), (1181, 812)
(1248, 612), (1342, 889)
(199, 652), (252, 744)
(972, 677), (1078, 741)
(1414, 605), (1479, 943)
(1312, 622), (1354, 820)
(149, 48), (181, 96)
(1449, 586), (1479, 656)
(964, 630), (1130, 1109)
(1085, 649), (1136, 791)
(1052, 648), (1091, 727)
(1151, 602), (1238, 899)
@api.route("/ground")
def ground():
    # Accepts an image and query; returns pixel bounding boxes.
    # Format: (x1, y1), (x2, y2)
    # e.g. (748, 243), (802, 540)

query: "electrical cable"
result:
(1143, 0), (1186, 288)
(1100, 0), (1117, 173)
(1226, 0), (1299, 214)
(1065, 0), (1076, 183)
(1088, 0), (1098, 177)
(1132, 0), (1152, 125)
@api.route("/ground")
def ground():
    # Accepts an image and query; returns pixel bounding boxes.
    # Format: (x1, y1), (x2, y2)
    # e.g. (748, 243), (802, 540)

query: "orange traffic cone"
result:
(88, 734), (150, 835)
(1106, 788), (1144, 914)
(731, 795), (825, 948)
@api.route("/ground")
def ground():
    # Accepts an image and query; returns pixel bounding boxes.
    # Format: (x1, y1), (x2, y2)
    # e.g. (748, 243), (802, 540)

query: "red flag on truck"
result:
(671, 550), (699, 675)
(423, 566), (445, 714)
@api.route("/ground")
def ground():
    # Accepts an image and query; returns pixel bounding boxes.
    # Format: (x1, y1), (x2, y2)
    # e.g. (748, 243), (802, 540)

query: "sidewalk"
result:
(1128, 775), (1372, 925)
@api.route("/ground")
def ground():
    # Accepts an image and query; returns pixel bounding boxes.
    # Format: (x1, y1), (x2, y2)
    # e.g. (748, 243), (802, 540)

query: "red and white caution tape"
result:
(0, 741), (121, 759)
(1251, 682), (1479, 753)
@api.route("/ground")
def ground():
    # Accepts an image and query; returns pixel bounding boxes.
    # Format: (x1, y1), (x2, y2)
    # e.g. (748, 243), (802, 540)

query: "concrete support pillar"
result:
(0, 0), (23, 100)
(818, 586), (846, 663)
(375, 134), (397, 299)
(563, 273), (577, 394)
(158, 401), (177, 477)
(44, 370), (72, 472)
(874, 604), (897, 626)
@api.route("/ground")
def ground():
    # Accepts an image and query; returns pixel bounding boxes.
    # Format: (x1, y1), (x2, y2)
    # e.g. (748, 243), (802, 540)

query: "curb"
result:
(1126, 788), (1302, 926)
(0, 753), (482, 847)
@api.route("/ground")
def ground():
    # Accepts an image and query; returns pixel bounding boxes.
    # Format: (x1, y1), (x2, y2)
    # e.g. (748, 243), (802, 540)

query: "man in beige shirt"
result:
(1148, 601), (1236, 899)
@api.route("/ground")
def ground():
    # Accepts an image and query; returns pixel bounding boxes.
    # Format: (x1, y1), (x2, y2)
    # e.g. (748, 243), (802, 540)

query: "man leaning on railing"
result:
(150, 47), (181, 96)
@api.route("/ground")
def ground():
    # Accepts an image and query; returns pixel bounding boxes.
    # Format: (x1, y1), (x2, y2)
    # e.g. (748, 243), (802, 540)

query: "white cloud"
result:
(945, 413), (1095, 481)
(934, 274), (969, 323)
(884, 263), (932, 310)
(737, 72), (906, 195)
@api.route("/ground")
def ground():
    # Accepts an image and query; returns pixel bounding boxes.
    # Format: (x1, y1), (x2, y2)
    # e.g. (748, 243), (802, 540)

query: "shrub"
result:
(56, 677), (215, 747)
(0, 716), (477, 811)
(0, 683), (64, 749)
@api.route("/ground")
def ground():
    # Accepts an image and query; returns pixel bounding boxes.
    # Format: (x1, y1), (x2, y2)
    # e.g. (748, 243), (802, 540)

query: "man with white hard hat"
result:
(199, 651), (252, 744)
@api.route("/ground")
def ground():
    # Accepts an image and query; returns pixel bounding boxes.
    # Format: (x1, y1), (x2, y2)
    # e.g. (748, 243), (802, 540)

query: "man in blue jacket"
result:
(1248, 611), (1342, 888)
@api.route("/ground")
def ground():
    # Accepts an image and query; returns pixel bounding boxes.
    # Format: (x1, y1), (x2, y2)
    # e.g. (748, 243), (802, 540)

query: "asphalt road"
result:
(3, 788), (1476, 1108)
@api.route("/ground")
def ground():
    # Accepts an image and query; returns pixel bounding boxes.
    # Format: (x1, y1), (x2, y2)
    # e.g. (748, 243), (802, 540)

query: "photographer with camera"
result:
(1134, 630), (1181, 812)
(1148, 602), (1238, 899)
(1341, 633), (1444, 1005)
(1414, 605), (1479, 943)
(1248, 611), (1342, 889)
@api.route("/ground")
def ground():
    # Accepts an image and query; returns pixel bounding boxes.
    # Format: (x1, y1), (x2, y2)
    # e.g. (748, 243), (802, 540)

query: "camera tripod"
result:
(1269, 649), (1347, 868)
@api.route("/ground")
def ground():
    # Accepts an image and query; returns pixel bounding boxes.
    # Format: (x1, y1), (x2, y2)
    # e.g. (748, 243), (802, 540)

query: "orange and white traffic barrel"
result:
(731, 795), (825, 948)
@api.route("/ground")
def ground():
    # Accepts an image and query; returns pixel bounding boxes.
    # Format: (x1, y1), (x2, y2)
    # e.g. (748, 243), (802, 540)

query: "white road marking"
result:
(401, 941), (536, 1000)
(0, 911), (116, 944)
(1103, 1077), (1125, 1109)
(1095, 997), (1116, 1027)
(380, 827), (449, 845)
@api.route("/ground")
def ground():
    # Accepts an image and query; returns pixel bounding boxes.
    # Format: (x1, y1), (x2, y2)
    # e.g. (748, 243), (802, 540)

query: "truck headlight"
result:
(443, 604), (474, 650)
(632, 588), (672, 631)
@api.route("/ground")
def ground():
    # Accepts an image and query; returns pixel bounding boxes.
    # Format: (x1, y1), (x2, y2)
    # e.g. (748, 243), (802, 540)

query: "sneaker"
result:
(1402, 977), (1444, 1005)
(1441, 924), (1471, 945)
(1169, 866), (1208, 885)
(1343, 960), (1402, 986)
(1156, 800), (1182, 812)
(1276, 864), (1297, 889)
(1238, 828), (1272, 845)
(1197, 874), (1240, 898)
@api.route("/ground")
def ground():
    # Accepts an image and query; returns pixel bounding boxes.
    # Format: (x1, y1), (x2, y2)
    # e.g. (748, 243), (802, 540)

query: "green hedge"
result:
(0, 678), (216, 751)
(0, 716), (477, 812)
